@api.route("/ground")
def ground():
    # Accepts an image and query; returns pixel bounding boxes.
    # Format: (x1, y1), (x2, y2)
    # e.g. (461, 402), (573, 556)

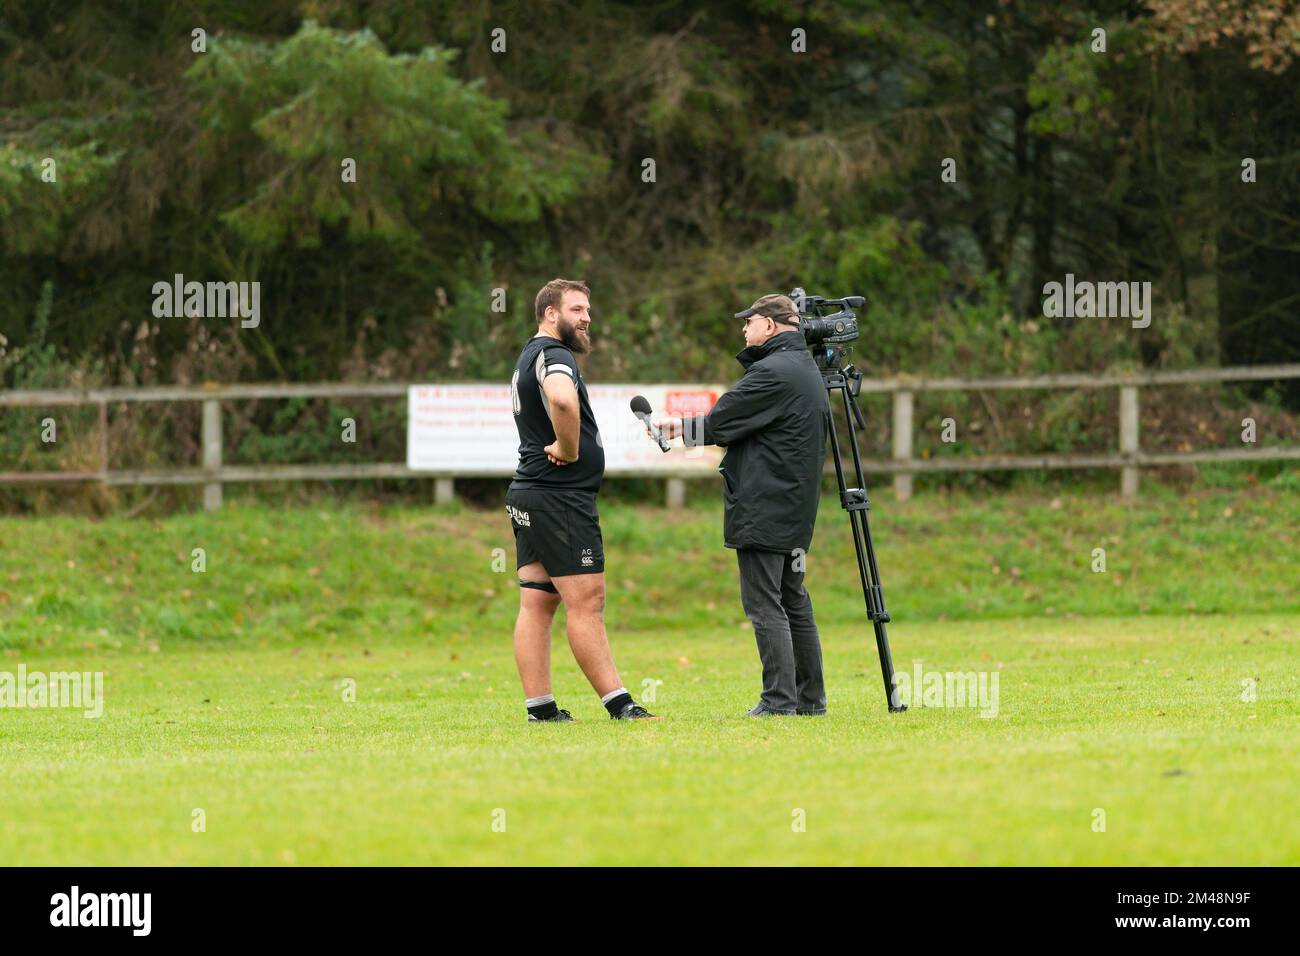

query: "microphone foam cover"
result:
(630, 395), (652, 415)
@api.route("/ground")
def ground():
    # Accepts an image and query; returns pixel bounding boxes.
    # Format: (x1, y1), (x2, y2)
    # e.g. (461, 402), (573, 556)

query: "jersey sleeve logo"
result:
(532, 350), (554, 419)
(540, 345), (577, 379)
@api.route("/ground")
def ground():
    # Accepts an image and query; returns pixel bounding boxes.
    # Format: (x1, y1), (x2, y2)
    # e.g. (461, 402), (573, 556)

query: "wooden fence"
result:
(2, 364), (1298, 509)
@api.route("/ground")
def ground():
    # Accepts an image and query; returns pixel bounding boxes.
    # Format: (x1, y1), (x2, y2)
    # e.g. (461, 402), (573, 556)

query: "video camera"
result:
(789, 287), (864, 347)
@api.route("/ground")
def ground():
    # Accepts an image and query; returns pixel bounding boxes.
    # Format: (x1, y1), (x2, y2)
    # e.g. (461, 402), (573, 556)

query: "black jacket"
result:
(684, 331), (829, 553)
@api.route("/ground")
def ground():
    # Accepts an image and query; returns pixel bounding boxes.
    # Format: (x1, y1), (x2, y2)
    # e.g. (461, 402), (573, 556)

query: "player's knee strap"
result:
(519, 579), (559, 594)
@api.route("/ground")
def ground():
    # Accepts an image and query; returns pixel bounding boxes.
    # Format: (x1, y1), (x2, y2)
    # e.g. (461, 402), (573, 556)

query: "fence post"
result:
(1119, 384), (1139, 499)
(97, 400), (108, 478)
(666, 477), (686, 509)
(892, 389), (914, 502)
(435, 477), (455, 505)
(201, 398), (222, 512)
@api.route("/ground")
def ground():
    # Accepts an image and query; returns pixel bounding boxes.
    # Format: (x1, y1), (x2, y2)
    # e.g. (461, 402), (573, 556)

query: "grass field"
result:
(1, 484), (1297, 865)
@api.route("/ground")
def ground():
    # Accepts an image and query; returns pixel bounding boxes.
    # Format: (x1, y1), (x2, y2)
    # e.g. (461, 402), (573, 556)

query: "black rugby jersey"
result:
(508, 334), (605, 493)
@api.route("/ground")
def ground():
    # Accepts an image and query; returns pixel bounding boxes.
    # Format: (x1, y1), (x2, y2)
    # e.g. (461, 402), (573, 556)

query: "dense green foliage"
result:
(3, 2), (1298, 389)
(2, 3), (1298, 511)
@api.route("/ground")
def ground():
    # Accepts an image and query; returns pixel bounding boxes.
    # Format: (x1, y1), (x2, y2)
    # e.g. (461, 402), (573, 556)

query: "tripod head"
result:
(813, 342), (858, 380)
(820, 350), (866, 430)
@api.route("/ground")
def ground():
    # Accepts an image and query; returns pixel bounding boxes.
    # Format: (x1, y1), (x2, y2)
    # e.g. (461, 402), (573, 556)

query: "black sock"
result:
(527, 699), (559, 720)
(602, 691), (633, 717)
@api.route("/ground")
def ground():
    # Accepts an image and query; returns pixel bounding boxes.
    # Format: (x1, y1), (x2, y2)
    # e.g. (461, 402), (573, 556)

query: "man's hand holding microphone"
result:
(653, 417), (683, 442)
(629, 396), (675, 452)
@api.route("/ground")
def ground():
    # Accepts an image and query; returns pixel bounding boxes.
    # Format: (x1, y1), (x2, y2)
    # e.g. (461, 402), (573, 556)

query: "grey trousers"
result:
(736, 548), (826, 714)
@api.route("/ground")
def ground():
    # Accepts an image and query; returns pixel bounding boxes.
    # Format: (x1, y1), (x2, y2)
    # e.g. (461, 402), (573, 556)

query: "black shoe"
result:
(528, 708), (574, 723)
(747, 702), (796, 717)
(611, 702), (658, 720)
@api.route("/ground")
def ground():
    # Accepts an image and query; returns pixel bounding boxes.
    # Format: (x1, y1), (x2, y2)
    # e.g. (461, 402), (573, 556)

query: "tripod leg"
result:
(826, 380), (906, 713)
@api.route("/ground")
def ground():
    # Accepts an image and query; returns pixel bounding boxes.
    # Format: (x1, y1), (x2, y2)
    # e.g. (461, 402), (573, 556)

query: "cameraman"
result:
(656, 295), (831, 717)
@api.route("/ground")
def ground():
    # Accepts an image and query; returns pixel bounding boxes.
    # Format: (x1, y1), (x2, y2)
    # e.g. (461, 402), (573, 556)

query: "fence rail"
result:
(3, 363), (1299, 508)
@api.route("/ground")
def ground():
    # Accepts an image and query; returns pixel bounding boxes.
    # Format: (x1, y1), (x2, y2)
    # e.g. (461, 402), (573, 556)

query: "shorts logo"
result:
(507, 505), (531, 528)
(581, 547), (593, 567)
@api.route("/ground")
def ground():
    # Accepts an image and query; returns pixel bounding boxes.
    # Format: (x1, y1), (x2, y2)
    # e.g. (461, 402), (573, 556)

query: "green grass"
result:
(0, 486), (1297, 865)
(2, 482), (1297, 652)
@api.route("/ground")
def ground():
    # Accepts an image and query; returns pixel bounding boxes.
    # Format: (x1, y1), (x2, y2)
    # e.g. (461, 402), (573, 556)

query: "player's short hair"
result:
(535, 278), (590, 322)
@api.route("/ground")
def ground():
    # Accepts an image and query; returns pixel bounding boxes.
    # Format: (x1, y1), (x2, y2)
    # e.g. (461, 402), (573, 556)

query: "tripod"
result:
(817, 345), (906, 713)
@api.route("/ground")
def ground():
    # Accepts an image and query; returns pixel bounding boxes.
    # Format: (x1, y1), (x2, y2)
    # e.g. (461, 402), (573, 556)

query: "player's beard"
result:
(558, 317), (591, 354)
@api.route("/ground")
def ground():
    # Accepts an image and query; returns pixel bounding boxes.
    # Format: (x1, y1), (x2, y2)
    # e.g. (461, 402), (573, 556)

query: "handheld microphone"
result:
(630, 395), (671, 453)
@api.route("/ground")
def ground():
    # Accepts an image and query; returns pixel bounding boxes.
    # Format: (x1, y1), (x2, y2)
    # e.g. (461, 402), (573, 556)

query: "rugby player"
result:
(505, 278), (656, 723)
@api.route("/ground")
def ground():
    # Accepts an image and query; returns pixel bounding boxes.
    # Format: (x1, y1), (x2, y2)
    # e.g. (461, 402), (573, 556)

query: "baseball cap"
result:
(734, 294), (801, 325)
